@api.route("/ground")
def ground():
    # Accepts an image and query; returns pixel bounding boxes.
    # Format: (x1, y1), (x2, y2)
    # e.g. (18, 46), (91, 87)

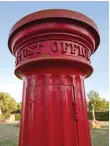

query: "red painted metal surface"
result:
(8, 9), (100, 146)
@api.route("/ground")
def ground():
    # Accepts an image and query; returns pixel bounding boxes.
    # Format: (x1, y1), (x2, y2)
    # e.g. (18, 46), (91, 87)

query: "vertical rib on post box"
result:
(8, 9), (100, 146)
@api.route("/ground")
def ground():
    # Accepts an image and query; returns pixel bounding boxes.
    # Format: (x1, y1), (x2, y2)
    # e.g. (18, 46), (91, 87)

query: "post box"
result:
(8, 9), (100, 146)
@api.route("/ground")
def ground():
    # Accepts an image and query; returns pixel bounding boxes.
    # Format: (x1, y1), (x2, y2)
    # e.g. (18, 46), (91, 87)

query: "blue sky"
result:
(0, 1), (109, 102)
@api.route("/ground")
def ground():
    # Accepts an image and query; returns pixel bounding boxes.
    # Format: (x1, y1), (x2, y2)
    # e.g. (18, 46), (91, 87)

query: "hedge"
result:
(15, 114), (21, 121)
(15, 111), (109, 121)
(88, 111), (109, 121)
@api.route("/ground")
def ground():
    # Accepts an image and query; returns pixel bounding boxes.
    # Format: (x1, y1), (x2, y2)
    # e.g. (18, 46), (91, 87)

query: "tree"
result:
(87, 90), (109, 112)
(88, 101), (96, 120)
(13, 102), (22, 114)
(87, 91), (99, 101)
(0, 99), (2, 116)
(0, 92), (17, 118)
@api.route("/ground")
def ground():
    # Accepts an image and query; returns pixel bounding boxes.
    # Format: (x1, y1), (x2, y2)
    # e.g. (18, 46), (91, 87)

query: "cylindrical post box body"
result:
(8, 9), (100, 146)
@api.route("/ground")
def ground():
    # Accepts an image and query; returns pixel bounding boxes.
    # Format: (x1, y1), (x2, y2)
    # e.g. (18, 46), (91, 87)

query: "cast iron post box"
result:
(8, 9), (100, 146)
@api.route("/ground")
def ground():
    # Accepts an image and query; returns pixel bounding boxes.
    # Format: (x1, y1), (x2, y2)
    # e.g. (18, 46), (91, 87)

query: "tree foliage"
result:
(0, 92), (17, 118)
(14, 102), (22, 114)
(87, 90), (109, 112)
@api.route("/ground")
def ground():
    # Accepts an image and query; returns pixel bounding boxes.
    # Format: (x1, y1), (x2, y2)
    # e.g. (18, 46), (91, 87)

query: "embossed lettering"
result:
(78, 46), (85, 57)
(70, 43), (76, 54)
(51, 41), (59, 52)
(15, 40), (90, 67)
(36, 43), (43, 54)
(23, 49), (27, 58)
(83, 49), (90, 61)
(39, 43), (43, 48)
(28, 43), (43, 54)
(27, 48), (34, 56)
(61, 42), (69, 53)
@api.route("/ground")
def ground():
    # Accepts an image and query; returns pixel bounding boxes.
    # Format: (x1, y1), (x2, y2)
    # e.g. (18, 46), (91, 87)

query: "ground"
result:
(0, 122), (109, 146)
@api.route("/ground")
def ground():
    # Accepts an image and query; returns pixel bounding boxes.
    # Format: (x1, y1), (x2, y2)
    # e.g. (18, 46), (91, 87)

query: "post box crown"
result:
(8, 9), (100, 79)
(8, 9), (100, 53)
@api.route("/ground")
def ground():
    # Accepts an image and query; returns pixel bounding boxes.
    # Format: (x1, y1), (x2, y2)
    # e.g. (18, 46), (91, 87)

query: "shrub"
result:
(15, 114), (20, 121)
(88, 111), (109, 121)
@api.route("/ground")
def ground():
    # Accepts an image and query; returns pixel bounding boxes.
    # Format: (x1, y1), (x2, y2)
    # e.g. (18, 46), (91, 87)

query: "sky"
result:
(0, 1), (109, 103)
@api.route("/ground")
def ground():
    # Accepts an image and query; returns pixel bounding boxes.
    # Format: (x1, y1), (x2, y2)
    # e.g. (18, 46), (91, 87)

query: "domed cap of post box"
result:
(8, 9), (100, 53)
(8, 9), (100, 79)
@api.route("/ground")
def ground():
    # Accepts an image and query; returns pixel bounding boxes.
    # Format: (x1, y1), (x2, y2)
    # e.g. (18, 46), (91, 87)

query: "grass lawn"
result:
(0, 123), (109, 146)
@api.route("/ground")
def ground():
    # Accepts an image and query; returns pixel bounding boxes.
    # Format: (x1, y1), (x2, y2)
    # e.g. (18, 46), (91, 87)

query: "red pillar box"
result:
(8, 9), (100, 146)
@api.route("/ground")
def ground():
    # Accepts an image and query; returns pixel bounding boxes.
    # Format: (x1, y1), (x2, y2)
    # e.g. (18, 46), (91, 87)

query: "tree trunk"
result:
(92, 108), (95, 120)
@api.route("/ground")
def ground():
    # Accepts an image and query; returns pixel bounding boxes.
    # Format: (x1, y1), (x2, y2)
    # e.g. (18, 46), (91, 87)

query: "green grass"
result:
(0, 124), (19, 146)
(90, 127), (109, 146)
(0, 123), (109, 146)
